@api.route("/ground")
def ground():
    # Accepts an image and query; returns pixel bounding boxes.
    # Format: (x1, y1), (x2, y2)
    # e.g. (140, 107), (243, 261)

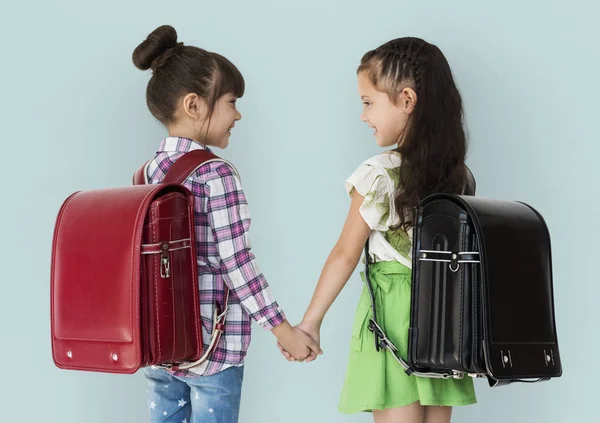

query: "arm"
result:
(206, 165), (321, 360)
(279, 162), (388, 362)
(279, 189), (371, 362)
(301, 189), (371, 332)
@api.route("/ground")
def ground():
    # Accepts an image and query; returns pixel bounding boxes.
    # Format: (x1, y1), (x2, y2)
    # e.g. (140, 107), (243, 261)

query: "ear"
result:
(182, 93), (208, 120)
(398, 88), (418, 115)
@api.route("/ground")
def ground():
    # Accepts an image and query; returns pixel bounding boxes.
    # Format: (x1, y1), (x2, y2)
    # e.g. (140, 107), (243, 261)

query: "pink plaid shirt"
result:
(146, 137), (286, 376)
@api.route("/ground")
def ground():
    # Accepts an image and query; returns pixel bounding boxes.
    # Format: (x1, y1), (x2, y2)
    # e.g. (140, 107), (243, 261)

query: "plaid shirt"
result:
(146, 137), (286, 376)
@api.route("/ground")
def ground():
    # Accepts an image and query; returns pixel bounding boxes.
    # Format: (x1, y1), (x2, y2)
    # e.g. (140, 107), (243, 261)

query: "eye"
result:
(363, 101), (371, 107)
(229, 98), (237, 106)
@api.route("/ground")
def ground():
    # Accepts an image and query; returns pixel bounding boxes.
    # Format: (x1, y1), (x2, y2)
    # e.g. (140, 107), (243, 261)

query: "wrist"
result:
(271, 320), (293, 340)
(301, 314), (323, 330)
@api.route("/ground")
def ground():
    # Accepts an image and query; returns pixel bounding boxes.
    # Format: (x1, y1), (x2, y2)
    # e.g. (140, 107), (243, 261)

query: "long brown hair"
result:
(132, 25), (245, 126)
(358, 37), (467, 231)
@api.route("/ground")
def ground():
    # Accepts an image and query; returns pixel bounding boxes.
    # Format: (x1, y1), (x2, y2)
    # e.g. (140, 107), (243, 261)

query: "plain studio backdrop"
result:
(0, 0), (597, 422)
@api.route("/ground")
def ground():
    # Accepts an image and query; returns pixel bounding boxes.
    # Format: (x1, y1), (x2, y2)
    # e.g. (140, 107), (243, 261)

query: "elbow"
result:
(332, 243), (362, 269)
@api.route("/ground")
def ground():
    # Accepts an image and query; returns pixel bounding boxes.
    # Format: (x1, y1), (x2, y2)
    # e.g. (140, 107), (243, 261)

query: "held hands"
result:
(276, 320), (322, 363)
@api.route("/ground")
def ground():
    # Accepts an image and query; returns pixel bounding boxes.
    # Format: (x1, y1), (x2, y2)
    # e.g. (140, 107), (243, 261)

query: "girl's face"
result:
(358, 71), (412, 148)
(200, 93), (242, 149)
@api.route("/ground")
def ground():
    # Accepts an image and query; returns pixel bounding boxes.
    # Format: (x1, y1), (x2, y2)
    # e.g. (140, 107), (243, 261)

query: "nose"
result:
(360, 110), (368, 122)
(235, 110), (242, 121)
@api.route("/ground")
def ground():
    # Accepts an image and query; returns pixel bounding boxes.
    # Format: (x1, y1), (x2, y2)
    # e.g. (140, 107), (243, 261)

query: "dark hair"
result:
(358, 37), (467, 231)
(132, 25), (245, 126)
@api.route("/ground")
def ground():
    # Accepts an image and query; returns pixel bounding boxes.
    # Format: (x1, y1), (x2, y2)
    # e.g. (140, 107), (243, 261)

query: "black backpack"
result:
(365, 166), (562, 387)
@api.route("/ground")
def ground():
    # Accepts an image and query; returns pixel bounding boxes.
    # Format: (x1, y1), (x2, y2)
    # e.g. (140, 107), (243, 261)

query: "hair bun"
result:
(132, 25), (178, 71)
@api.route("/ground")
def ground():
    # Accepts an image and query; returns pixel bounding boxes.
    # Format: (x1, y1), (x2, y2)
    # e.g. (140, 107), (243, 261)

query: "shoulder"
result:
(346, 152), (400, 193)
(191, 159), (241, 185)
(346, 159), (386, 200)
(350, 151), (400, 178)
(363, 151), (401, 170)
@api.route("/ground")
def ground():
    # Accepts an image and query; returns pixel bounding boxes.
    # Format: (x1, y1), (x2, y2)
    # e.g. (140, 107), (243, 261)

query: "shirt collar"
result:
(157, 137), (210, 153)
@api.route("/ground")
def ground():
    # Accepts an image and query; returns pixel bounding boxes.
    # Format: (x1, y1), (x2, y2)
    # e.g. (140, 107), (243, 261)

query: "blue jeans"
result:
(145, 366), (244, 423)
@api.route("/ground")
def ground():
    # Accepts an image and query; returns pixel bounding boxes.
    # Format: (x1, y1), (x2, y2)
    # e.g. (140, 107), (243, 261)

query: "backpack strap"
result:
(135, 149), (232, 370)
(364, 240), (464, 379)
(163, 150), (219, 184)
(132, 150), (220, 186)
(463, 165), (476, 196)
(174, 288), (230, 370)
(132, 160), (151, 185)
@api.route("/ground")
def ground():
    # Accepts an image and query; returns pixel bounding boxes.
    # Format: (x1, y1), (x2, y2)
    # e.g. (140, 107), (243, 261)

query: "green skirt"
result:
(338, 261), (477, 414)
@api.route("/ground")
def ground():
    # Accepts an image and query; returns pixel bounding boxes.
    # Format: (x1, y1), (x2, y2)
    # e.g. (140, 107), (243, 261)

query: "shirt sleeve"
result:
(345, 161), (392, 231)
(205, 163), (286, 330)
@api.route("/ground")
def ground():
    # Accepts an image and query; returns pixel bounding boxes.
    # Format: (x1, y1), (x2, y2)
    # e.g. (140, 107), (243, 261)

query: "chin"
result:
(375, 136), (397, 148)
(375, 138), (390, 147)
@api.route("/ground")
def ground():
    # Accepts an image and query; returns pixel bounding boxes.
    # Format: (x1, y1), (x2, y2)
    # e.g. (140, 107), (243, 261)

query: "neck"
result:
(166, 121), (224, 149)
(166, 121), (204, 144)
(167, 132), (202, 146)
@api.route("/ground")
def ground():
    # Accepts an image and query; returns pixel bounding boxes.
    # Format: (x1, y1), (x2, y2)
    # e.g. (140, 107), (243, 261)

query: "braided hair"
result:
(358, 37), (467, 232)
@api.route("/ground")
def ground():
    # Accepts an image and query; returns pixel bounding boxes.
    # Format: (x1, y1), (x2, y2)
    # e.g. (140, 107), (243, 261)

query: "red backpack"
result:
(51, 150), (228, 373)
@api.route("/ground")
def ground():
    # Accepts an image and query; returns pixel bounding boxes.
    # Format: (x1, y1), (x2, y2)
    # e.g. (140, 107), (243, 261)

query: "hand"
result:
(272, 321), (322, 362)
(278, 320), (321, 363)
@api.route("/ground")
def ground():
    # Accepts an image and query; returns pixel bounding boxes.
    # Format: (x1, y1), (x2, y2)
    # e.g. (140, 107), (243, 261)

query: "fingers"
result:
(277, 342), (296, 361)
(295, 346), (311, 362)
(308, 339), (323, 356)
(293, 343), (318, 362)
(305, 350), (318, 363)
(278, 327), (322, 363)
